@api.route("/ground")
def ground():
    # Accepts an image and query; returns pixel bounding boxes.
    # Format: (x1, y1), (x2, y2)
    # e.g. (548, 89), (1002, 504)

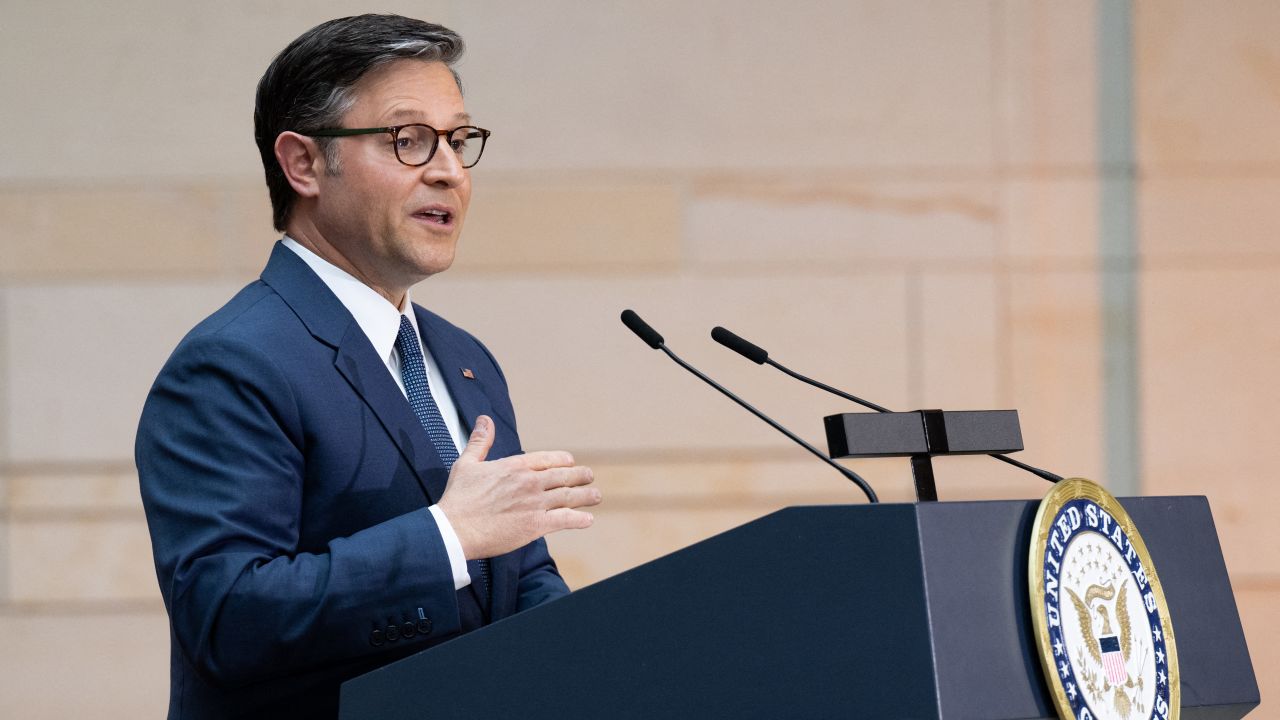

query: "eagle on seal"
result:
(1067, 578), (1135, 716)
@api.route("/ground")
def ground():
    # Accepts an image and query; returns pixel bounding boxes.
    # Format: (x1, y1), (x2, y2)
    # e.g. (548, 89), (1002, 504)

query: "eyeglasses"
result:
(305, 124), (491, 168)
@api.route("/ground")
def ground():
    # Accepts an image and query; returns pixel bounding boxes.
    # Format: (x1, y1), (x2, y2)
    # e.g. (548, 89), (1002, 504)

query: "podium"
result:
(339, 498), (1258, 719)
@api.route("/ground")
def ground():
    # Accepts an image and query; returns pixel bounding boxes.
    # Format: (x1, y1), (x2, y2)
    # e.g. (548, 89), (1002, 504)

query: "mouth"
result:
(411, 206), (454, 228)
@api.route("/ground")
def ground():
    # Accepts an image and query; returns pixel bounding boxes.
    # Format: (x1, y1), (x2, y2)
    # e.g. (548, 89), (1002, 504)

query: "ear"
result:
(274, 131), (326, 199)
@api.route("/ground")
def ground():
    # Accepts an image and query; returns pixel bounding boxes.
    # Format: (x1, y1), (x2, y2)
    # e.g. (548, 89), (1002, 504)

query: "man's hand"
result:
(436, 415), (600, 559)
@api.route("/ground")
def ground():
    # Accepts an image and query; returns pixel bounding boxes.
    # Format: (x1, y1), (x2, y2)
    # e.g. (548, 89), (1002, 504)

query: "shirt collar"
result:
(281, 236), (419, 362)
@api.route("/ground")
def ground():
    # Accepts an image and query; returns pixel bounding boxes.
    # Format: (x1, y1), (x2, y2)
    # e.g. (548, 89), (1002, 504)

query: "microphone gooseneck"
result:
(710, 326), (1064, 484)
(713, 327), (890, 413)
(621, 311), (879, 503)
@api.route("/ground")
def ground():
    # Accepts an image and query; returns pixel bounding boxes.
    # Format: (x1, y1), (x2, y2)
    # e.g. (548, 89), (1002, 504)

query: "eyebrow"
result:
(382, 108), (473, 126)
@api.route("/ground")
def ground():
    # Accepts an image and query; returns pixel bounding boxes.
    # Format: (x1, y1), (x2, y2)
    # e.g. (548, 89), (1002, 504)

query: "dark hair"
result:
(254, 14), (465, 231)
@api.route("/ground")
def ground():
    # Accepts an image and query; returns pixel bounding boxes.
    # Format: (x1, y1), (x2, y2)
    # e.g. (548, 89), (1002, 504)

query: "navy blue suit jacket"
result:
(137, 242), (568, 718)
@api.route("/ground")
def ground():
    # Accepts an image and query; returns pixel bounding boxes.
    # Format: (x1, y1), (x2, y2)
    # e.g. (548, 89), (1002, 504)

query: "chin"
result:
(391, 226), (460, 278)
(406, 246), (458, 280)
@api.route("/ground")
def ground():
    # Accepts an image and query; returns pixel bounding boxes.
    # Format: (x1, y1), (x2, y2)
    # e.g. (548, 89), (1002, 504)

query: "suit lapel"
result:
(331, 323), (451, 503)
(263, 243), (510, 617)
(413, 306), (496, 438)
(261, 242), (448, 505)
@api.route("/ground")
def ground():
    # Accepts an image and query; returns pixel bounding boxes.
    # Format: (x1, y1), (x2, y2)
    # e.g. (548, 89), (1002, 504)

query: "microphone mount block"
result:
(824, 410), (1024, 502)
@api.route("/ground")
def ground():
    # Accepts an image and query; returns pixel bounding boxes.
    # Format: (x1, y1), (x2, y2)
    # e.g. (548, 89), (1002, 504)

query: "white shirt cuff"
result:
(428, 504), (472, 590)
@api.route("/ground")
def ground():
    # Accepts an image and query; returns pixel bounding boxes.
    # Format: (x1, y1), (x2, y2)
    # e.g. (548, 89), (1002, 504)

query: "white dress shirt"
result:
(283, 236), (471, 590)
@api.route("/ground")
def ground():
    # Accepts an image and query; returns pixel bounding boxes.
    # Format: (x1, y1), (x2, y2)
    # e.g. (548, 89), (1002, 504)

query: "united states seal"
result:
(1029, 478), (1180, 720)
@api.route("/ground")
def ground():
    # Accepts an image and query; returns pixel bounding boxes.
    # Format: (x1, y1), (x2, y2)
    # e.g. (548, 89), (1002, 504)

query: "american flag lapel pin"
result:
(461, 368), (475, 379)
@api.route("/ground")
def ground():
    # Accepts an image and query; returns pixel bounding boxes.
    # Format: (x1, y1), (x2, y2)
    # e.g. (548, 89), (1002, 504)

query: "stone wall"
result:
(1, 1), (1275, 716)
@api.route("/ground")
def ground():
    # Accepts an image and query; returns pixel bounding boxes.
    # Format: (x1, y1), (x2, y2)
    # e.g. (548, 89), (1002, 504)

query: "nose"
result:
(420, 140), (466, 187)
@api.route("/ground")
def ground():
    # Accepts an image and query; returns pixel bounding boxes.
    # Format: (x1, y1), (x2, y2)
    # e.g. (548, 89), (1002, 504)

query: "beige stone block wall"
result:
(686, 178), (999, 268)
(996, 0), (1097, 169)
(1136, 0), (1280, 713)
(420, 272), (913, 452)
(4, 283), (244, 463)
(0, 612), (170, 718)
(0, 0), (454, 181)
(1237, 588), (1280, 719)
(461, 178), (681, 271)
(1135, 0), (1280, 169)
(1008, 269), (1106, 482)
(2, 0), (1274, 716)
(0, 189), (223, 280)
(1001, 176), (1099, 261)
(1142, 177), (1280, 259)
(453, 1), (997, 171)
(919, 271), (1001, 408)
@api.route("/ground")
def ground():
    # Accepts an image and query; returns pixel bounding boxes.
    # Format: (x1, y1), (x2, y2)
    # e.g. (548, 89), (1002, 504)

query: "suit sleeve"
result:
(136, 333), (462, 688)
(515, 537), (570, 611)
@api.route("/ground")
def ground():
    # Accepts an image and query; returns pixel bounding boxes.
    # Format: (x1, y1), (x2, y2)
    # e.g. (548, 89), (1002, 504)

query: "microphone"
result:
(620, 309), (663, 349)
(620, 310), (878, 503)
(710, 325), (1063, 484)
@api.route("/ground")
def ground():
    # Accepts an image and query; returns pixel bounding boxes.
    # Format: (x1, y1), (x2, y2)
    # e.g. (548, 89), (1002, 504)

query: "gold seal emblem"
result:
(1029, 478), (1180, 720)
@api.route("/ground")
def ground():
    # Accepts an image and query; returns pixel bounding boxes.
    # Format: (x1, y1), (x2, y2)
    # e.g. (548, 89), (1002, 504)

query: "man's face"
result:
(310, 59), (472, 294)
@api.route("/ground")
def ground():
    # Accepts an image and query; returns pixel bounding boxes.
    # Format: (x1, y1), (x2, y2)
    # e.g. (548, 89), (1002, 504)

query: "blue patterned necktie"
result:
(394, 314), (490, 605)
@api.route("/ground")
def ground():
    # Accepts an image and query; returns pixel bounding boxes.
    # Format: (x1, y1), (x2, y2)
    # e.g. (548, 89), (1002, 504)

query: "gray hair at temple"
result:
(254, 14), (465, 231)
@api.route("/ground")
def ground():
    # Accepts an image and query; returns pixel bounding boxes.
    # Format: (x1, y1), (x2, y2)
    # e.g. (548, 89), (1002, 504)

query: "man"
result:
(136, 15), (600, 719)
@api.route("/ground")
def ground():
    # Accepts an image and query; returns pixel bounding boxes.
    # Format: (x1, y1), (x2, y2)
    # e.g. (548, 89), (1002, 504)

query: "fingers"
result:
(444, 435), (599, 556)
(456, 415), (495, 464)
(544, 484), (602, 511)
(544, 507), (595, 531)
(538, 465), (594, 491)
(525, 457), (598, 509)
(522, 450), (576, 471)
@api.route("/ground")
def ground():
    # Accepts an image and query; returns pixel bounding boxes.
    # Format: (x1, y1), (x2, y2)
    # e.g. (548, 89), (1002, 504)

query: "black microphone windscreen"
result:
(711, 326), (769, 364)
(621, 309), (664, 349)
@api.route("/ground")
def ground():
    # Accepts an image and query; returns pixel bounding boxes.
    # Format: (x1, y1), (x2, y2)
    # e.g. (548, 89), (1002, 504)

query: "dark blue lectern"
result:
(339, 498), (1258, 719)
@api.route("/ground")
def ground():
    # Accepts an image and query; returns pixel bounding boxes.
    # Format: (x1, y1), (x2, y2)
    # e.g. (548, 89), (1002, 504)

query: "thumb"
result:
(457, 415), (495, 464)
